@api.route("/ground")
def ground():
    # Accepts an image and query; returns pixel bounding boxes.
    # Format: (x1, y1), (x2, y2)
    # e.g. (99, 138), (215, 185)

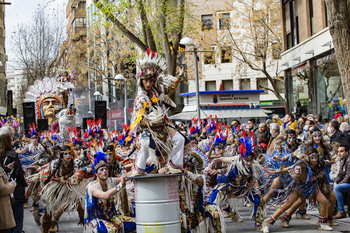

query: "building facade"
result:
(187, 0), (285, 115)
(6, 70), (24, 117)
(280, 0), (341, 120)
(0, 1), (6, 116)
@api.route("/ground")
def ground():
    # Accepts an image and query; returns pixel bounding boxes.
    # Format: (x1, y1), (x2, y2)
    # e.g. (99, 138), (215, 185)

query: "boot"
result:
(42, 221), (51, 233)
(327, 215), (339, 226)
(231, 212), (243, 222)
(280, 214), (291, 228)
(259, 216), (275, 233)
(222, 210), (231, 218)
(319, 216), (333, 231)
(49, 221), (58, 233)
(30, 206), (42, 225)
(296, 210), (310, 219)
(77, 203), (85, 226)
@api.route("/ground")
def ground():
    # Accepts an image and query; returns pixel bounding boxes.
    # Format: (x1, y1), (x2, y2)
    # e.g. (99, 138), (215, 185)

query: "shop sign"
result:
(0, 107), (7, 116)
(108, 109), (124, 119)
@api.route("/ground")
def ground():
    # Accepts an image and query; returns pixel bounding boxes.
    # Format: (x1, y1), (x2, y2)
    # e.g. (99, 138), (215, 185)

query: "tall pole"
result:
(124, 79), (127, 125)
(194, 47), (200, 119)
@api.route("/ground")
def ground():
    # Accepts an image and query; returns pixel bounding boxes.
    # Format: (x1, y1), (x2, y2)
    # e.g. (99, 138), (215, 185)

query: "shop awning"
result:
(170, 109), (269, 120)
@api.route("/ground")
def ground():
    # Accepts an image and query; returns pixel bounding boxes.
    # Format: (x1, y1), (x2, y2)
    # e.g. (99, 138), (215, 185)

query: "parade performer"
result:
(58, 69), (76, 108)
(40, 144), (85, 233)
(261, 147), (337, 232)
(179, 144), (226, 233)
(85, 152), (135, 233)
(130, 49), (187, 176)
(205, 131), (265, 230)
(23, 77), (63, 125)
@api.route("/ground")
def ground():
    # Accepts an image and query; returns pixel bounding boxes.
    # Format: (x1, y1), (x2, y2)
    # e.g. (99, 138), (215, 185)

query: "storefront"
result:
(171, 90), (270, 123)
(285, 49), (344, 120)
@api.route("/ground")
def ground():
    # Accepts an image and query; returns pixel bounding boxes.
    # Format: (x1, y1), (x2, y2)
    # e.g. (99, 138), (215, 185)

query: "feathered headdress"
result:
(214, 123), (228, 147)
(29, 123), (39, 137)
(68, 127), (83, 146)
(83, 119), (102, 139)
(206, 115), (217, 136)
(58, 69), (77, 81)
(189, 117), (201, 138)
(92, 152), (109, 174)
(238, 130), (255, 158)
(23, 77), (63, 119)
(138, 49), (167, 80)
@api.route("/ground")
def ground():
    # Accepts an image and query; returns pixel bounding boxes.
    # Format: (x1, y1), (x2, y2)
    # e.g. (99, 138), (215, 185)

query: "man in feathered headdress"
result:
(24, 77), (63, 125)
(129, 49), (188, 176)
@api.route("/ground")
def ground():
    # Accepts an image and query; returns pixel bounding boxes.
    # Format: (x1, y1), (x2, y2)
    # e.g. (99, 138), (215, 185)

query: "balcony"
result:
(66, 0), (84, 18)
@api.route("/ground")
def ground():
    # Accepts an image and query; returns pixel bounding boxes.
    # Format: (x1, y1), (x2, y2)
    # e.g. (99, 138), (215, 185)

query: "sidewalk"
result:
(23, 206), (350, 232)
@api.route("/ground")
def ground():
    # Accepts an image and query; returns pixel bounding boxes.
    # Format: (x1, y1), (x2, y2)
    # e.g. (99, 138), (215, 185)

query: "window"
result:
(204, 51), (214, 65)
(240, 78), (250, 90)
(223, 80), (233, 90)
(205, 81), (216, 91)
(257, 78), (268, 94)
(221, 47), (232, 63)
(285, 0), (299, 49)
(202, 15), (213, 30)
(73, 18), (86, 28)
(276, 79), (285, 93)
(309, 0), (314, 35)
(325, 2), (329, 27)
(219, 13), (230, 30)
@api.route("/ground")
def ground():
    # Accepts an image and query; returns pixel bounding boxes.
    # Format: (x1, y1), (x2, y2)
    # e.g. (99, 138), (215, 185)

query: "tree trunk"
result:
(325, 0), (350, 112)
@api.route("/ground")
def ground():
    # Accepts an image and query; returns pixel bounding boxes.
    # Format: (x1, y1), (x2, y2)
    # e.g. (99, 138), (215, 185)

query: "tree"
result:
(10, 6), (66, 88)
(91, 0), (197, 76)
(325, 0), (350, 112)
(195, 0), (285, 105)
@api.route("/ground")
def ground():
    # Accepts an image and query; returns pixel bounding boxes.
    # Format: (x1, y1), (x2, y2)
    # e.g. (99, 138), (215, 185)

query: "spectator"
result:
(231, 119), (241, 131)
(0, 165), (16, 233)
(340, 123), (350, 144)
(247, 118), (259, 138)
(333, 145), (350, 219)
(294, 101), (302, 120)
(258, 123), (270, 142)
(345, 115), (350, 125)
(267, 123), (280, 154)
(334, 106), (343, 120)
(315, 114), (325, 132)
(329, 120), (350, 147)
(337, 116), (344, 123)
(0, 133), (27, 233)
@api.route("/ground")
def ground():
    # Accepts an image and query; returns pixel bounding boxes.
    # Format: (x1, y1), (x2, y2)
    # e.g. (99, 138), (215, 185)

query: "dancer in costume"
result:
(205, 131), (265, 230)
(261, 147), (337, 232)
(40, 144), (86, 233)
(58, 69), (76, 108)
(179, 145), (226, 233)
(130, 49), (187, 176)
(85, 152), (135, 233)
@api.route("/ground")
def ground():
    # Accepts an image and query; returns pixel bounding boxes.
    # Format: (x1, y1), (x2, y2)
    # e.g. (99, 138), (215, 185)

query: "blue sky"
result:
(5, 0), (67, 70)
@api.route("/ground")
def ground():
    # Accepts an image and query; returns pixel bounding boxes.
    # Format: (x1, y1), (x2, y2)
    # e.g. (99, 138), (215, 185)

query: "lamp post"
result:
(115, 74), (128, 125)
(93, 91), (102, 101)
(107, 107), (111, 131)
(180, 37), (200, 119)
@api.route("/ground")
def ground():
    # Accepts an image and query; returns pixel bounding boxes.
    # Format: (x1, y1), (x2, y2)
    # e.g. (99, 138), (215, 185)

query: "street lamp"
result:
(93, 91), (102, 101)
(115, 74), (128, 125)
(180, 37), (200, 119)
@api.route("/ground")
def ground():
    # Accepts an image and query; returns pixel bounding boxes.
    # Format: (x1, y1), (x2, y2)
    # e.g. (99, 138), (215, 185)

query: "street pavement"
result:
(23, 205), (350, 233)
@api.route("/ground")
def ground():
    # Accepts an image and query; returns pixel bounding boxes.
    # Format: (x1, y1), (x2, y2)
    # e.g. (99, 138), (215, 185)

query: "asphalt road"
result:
(23, 205), (350, 232)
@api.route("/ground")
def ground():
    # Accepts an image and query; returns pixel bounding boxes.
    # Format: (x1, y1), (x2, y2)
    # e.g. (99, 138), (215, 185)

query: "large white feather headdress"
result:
(23, 77), (62, 119)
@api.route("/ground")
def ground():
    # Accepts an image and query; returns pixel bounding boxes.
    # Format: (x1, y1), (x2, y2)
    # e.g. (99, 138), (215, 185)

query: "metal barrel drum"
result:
(132, 174), (182, 233)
